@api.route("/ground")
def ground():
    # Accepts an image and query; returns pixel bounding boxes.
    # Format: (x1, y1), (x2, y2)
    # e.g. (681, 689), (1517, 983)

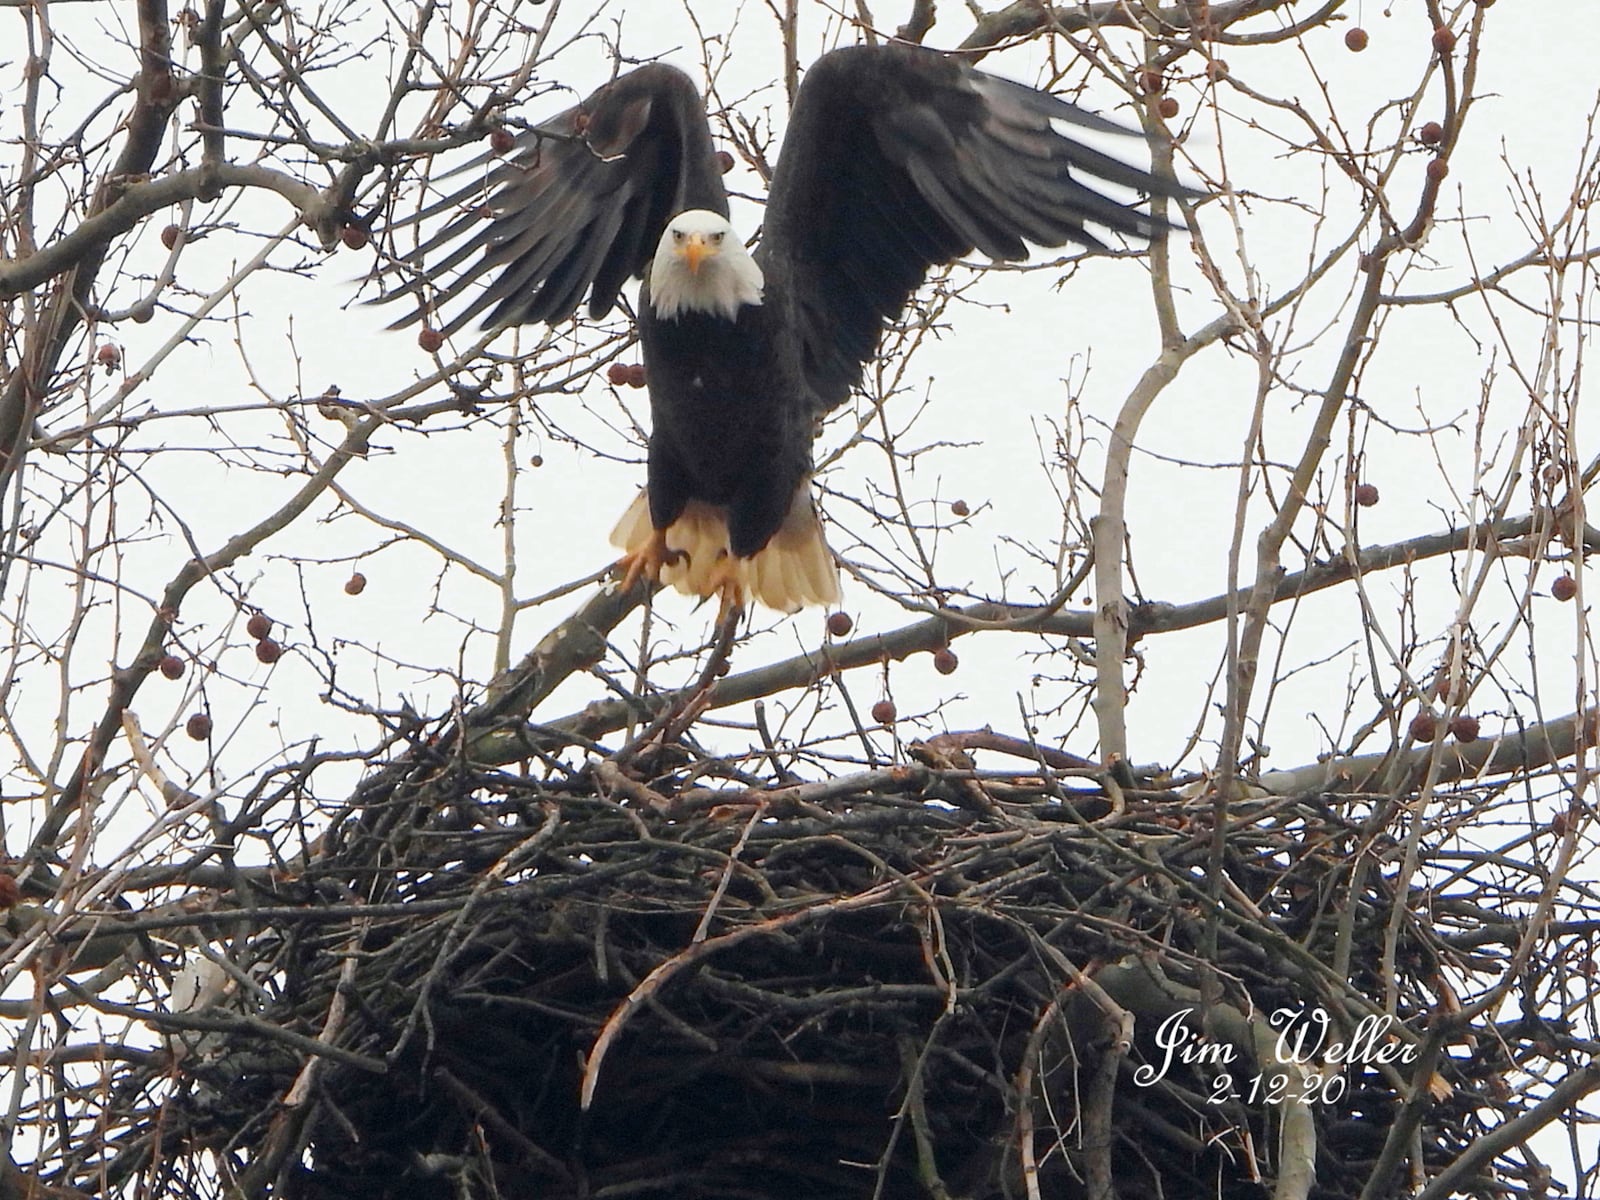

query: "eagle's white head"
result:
(649, 209), (764, 322)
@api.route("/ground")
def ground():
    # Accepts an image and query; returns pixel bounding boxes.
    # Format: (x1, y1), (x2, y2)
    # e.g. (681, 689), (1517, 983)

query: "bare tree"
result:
(2, 1), (1598, 1197)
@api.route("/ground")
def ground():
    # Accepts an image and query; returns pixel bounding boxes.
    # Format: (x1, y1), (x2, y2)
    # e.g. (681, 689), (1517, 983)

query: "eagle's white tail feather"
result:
(609, 486), (840, 613)
(756, 494), (839, 610)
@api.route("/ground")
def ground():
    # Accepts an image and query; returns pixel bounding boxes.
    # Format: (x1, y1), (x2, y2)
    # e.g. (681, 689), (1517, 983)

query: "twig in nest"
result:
(1083, 1000), (1130, 1200)
(896, 1034), (955, 1200)
(1012, 984), (1074, 1200)
(433, 1067), (573, 1182)
(925, 728), (1097, 771)
(691, 801), (767, 943)
(593, 758), (672, 813)
(908, 738), (1004, 816)
(581, 878), (900, 1110)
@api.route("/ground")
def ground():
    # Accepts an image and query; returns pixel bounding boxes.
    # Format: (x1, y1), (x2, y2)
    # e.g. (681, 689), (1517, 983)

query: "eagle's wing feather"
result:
(759, 44), (1191, 413)
(381, 64), (727, 333)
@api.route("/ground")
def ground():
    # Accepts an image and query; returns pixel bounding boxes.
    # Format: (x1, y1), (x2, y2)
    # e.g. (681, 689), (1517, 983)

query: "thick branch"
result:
(1258, 709), (1598, 797)
(0, 163), (334, 299)
(956, 0), (1312, 54)
(0, 0), (179, 542)
(1092, 315), (1237, 764)
(463, 514), (1583, 761)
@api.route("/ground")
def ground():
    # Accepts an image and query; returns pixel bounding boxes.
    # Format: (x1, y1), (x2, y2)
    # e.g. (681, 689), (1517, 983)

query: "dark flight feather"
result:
(384, 63), (727, 333)
(382, 43), (1186, 356)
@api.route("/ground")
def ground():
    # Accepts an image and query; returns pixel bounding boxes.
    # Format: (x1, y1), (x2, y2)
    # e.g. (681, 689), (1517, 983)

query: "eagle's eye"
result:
(673, 230), (686, 243)
(710, 232), (724, 244)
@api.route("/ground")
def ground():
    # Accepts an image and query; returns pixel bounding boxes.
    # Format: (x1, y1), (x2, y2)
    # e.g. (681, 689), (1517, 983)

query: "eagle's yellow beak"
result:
(681, 233), (712, 275)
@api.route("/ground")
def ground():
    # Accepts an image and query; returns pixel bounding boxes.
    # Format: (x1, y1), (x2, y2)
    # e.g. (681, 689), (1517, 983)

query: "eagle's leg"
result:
(704, 550), (747, 621)
(616, 438), (698, 593)
(617, 528), (685, 593)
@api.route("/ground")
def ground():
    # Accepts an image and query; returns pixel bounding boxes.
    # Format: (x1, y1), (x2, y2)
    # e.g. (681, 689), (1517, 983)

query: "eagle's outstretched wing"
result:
(759, 45), (1191, 413)
(381, 64), (727, 334)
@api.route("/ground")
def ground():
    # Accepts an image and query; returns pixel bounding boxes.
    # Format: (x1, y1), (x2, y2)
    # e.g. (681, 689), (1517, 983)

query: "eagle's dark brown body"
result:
(638, 299), (811, 560)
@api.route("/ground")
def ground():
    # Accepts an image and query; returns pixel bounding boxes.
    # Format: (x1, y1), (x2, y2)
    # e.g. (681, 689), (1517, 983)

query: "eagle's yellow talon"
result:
(704, 551), (747, 620)
(617, 529), (685, 593)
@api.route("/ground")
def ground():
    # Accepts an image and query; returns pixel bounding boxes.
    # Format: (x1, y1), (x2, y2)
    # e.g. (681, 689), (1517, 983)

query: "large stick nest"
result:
(138, 722), (1573, 1200)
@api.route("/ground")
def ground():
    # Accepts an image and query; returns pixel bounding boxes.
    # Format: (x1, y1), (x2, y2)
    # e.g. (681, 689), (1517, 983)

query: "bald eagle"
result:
(386, 44), (1186, 612)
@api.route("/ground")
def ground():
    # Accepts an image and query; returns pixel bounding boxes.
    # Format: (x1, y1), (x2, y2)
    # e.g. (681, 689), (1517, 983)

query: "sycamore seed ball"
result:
(871, 699), (897, 725)
(255, 638), (283, 664)
(159, 653), (186, 680)
(1345, 27), (1369, 52)
(246, 612), (273, 640)
(1553, 573), (1578, 601)
(186, 713), (213, 740)
(345, 572), (367, 595)
(826, 611), (852, 637)
(1408, 710), (1438, 743)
